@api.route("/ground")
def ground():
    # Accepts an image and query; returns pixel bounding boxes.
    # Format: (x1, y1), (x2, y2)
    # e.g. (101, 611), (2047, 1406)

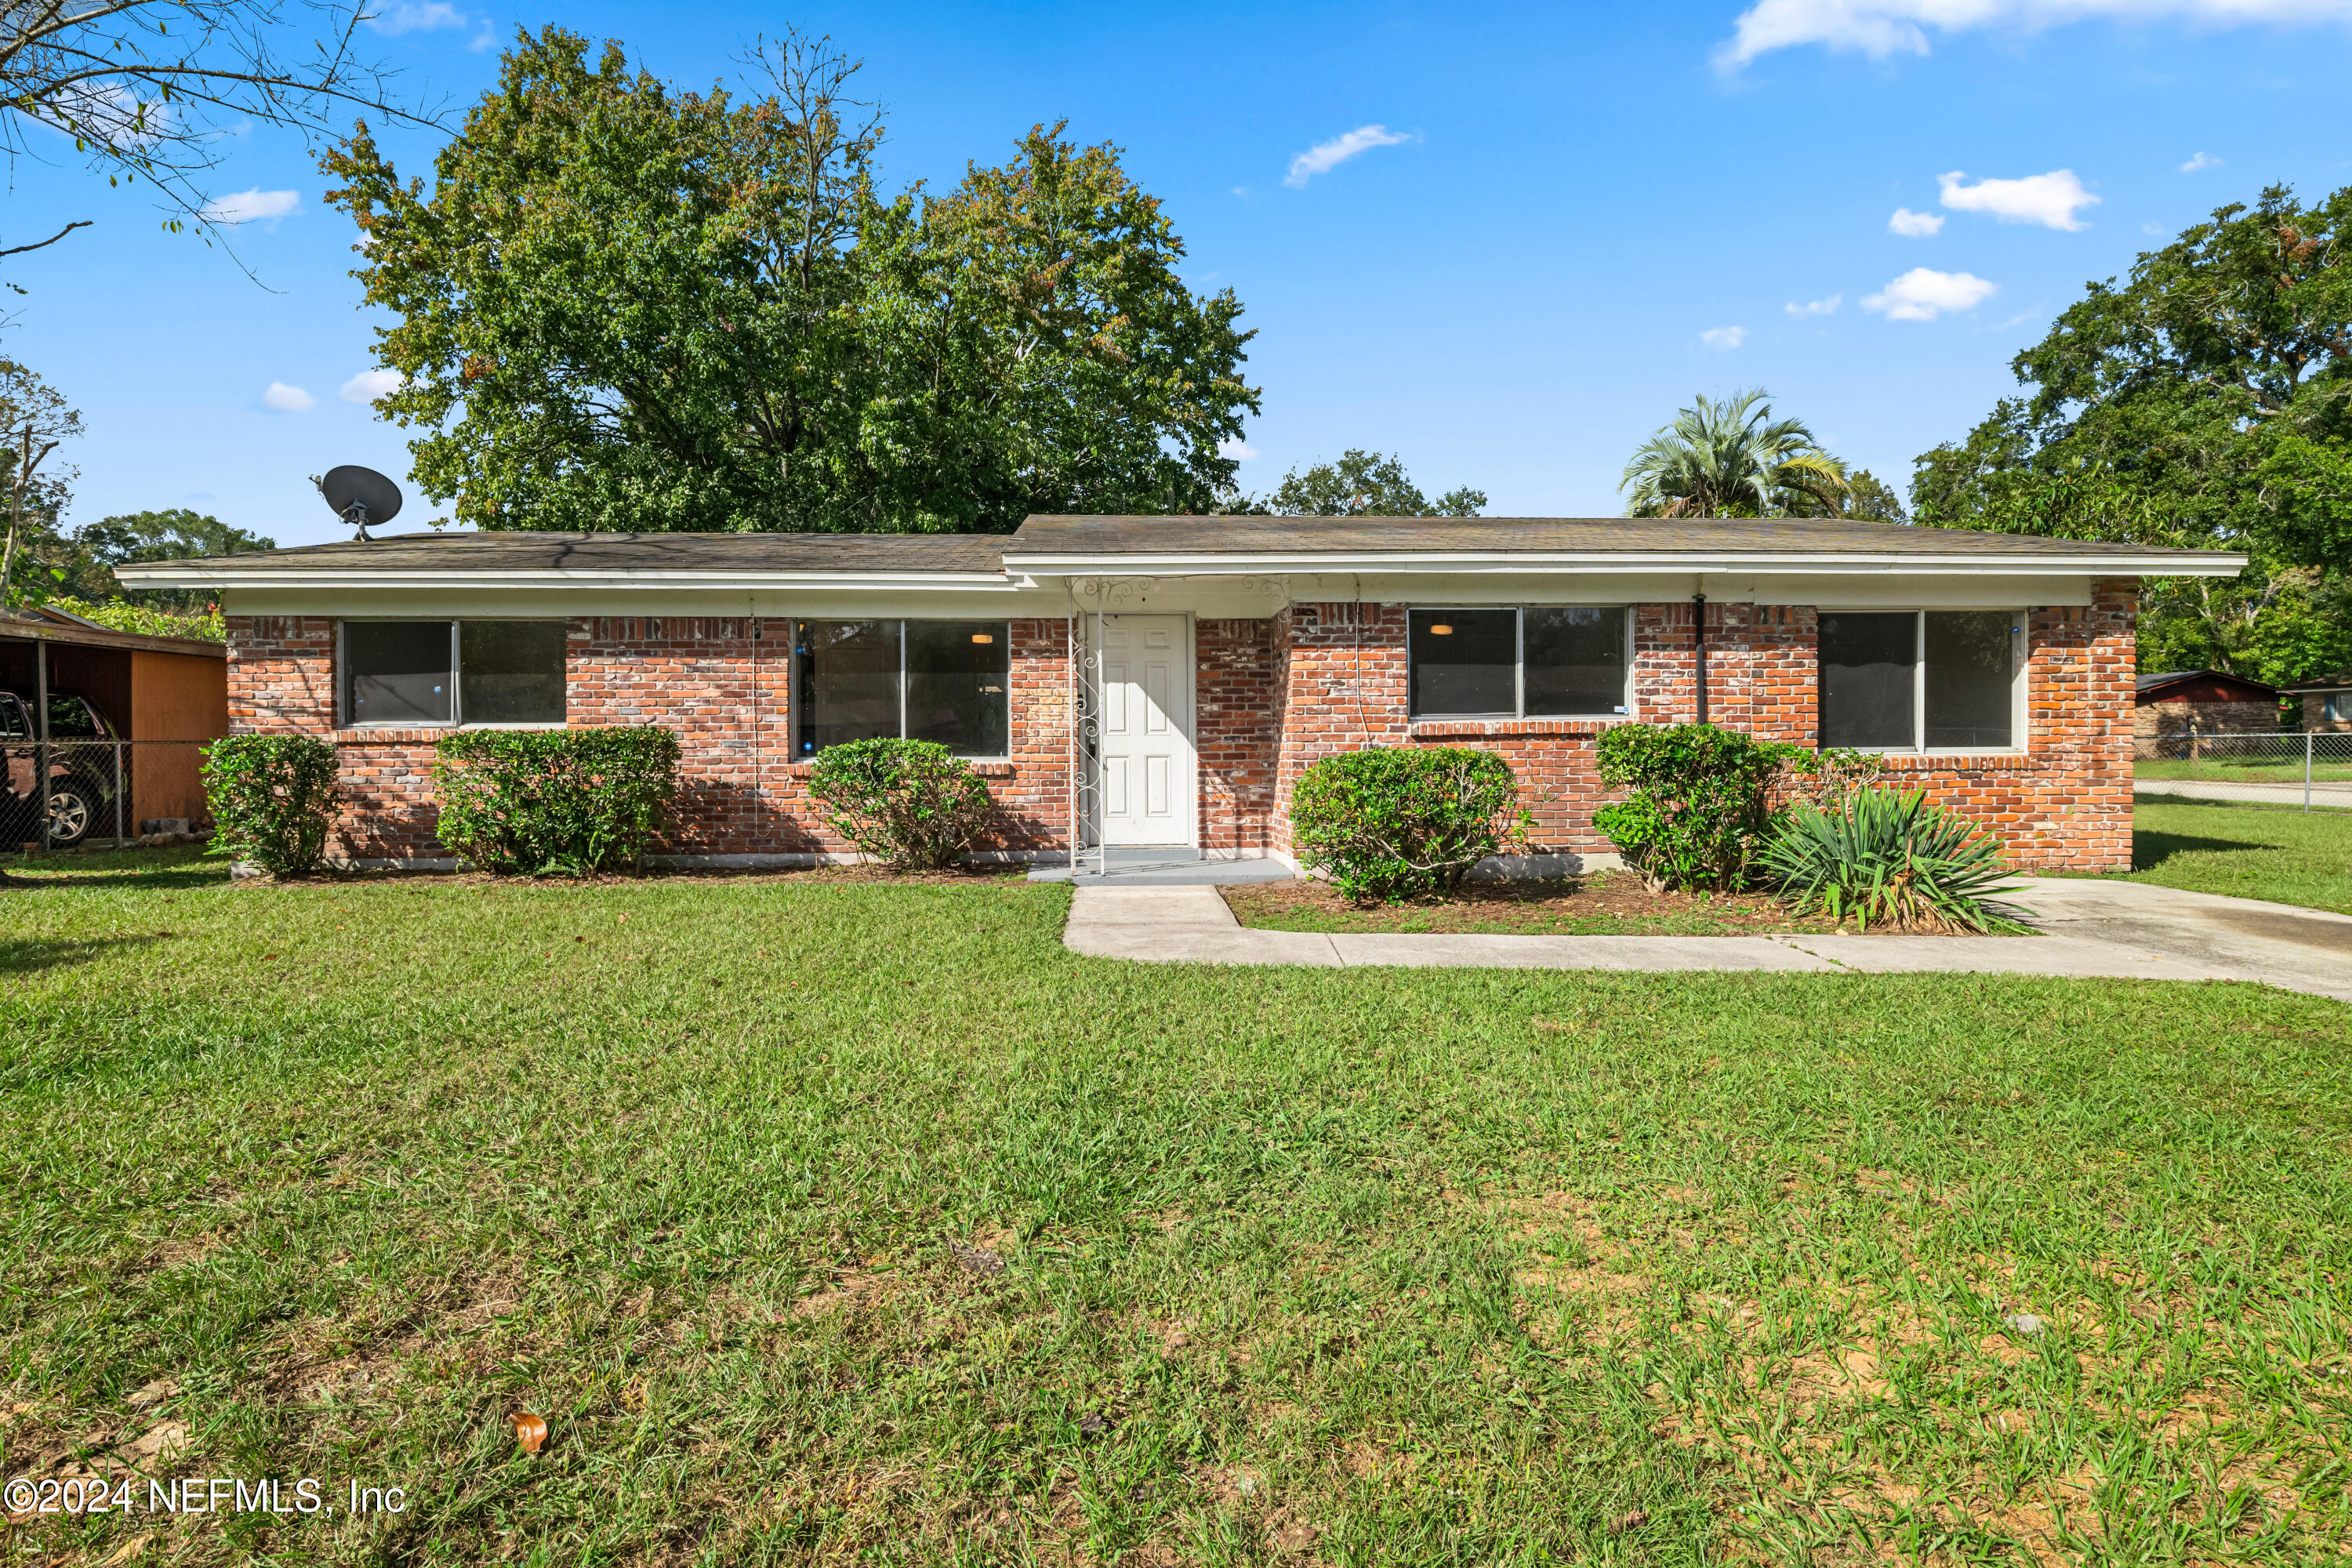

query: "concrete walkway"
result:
(1062, 878), (2352, 1002)
(2133, 777), (2352, 811)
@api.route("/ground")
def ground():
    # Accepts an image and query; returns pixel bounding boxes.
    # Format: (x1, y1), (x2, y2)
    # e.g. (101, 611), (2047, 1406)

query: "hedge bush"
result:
(201, 735), (339, 877)
(1290, 746), (1524, 903)
(1592, 722), (1811, 891)
(806, 738), (996, 870)
(1760, 786), (2024, 933)
(434, 727), (680, 876)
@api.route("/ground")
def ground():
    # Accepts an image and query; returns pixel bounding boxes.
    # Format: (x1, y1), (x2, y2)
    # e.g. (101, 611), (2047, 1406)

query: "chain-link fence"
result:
(2, 739), (211, 852)
(2133, 730), (2352, 808)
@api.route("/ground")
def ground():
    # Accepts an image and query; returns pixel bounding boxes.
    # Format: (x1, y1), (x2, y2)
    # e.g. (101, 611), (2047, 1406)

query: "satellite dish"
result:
(314, 465), (403, 541)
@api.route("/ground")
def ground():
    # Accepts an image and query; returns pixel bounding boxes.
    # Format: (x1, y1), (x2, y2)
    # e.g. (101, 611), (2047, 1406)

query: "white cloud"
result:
(1716, 1), (2352, 68)
(1889, 206), (1944, 237)
(340, 368), (406, 405)
(367, 2), (466, 34)
(1785, 294), (1842, 315)
(263, 381), (315, 412)
(1218, 438), (1258, 461)
(1938, 169), (2099, 230)
(1700, 325), (1748, 350)
(1863, 267), (1998, 321)
(1283, 124), (1412, 188)
(201, 187), (302, 226)
(2180, 150), (2223, 172)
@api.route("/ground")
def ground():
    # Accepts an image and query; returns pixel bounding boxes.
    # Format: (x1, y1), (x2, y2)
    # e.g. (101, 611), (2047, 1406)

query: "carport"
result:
(2, 605), (227, 849)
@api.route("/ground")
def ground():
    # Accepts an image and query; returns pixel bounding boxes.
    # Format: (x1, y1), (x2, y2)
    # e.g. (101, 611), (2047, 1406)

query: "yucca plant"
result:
(1759, 788), (2026, 934)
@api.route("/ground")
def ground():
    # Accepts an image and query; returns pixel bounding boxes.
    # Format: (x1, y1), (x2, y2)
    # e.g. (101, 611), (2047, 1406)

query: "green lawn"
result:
(2119, 796), (2352, 913)
(2, 851), (2349, 1566)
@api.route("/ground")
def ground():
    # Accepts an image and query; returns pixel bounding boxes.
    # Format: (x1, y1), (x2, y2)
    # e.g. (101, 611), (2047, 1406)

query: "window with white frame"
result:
(1407, 608), (1630, 718)
(794, 619), (1011, 757)
(1818, 611), (2022, 751)
(341, 621), (567, 727)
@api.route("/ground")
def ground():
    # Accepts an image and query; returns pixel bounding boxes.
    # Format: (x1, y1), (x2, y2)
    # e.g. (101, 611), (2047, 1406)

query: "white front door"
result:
(1098, 615), (1195, 848)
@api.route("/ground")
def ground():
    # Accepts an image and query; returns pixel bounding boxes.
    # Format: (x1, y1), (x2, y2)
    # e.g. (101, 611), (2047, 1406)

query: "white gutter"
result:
(111, 564), (1028, 592)
(116, 549), (2249, 591)
(1006, 550), (2247, 578)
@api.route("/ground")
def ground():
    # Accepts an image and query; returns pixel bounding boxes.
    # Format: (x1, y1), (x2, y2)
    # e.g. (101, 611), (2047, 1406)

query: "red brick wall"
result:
(227, 616), (336, 733)
(231, 583), (2139, 872)
(1265, 583), (2138, 871)
(224, 612), (1073, 862)
(1196, 618), (1278, 853)
(1269, 602), (1409, 853)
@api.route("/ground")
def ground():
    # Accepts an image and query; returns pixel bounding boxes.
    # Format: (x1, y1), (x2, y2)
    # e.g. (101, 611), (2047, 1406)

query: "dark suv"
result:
(2, 689), (125, 848)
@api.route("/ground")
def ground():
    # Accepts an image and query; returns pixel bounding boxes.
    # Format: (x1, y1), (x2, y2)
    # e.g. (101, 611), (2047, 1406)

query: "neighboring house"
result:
(1, 604), (230, 844)
(118, 514), (2245, 873)
(2283, 673), (2352, 733)
(2132, 669), (2283, 756)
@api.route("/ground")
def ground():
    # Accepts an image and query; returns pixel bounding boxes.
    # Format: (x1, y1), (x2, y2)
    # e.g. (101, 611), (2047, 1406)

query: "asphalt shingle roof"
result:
(126, 530), (1008, 575)
(1004, 514), (2224, 561)
(118, 515), (2241, 578)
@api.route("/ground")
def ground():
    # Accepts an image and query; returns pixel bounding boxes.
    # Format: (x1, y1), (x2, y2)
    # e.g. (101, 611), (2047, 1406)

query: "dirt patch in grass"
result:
(1221, 873), (1839, 936)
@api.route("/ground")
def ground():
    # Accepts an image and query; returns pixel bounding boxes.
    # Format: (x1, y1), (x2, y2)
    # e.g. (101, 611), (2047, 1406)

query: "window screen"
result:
(1409, 609), (1517, 715)
(794, 620), (1011, 757)
(346, 621), (452, 725)
(1819, 613), (1917, 749)
(461, 622), (567, 724)
(1924, 612), (2013, 749)
(1524, 607), (1628, 717)
(907, 621), (1011, 755)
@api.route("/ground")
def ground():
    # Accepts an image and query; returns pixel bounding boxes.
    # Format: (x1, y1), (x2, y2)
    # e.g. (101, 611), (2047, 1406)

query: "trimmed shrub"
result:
(1592, 722), (1809, 891)
(1290, 746), (1524, 903)
(807, 738), (996, 870)
(201, 735), (339, 877)
(434, 727), (680, 876)
(1759, 786), (2024, 933)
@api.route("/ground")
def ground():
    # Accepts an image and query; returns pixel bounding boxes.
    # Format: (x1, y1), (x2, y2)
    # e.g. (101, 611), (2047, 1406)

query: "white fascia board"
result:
(111, 565), (1024, 593)
(1009, 550), (2247, 578)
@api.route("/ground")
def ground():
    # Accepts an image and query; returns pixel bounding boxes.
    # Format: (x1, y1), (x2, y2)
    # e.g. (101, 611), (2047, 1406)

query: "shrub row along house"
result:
(122, 515), (2244, 872)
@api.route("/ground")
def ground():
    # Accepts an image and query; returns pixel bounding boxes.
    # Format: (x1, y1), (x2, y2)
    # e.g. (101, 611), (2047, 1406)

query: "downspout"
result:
(1691, 592), (1708, 727)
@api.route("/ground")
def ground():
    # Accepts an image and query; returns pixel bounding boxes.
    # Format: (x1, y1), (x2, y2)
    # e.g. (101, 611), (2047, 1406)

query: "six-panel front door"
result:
(1098, 615), (1195, 847)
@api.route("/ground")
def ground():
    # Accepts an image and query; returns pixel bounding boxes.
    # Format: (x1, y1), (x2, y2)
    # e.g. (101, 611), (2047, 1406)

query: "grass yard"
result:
(1219, 873), (1836, 937)
(2, 850), (2350, 1566)
(2118, 796), (2352, 914)
(2134, 758), (2352, 786)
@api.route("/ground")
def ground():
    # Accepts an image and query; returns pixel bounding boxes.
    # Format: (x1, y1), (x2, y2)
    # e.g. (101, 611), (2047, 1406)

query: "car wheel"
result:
(46, 782), (96, 847)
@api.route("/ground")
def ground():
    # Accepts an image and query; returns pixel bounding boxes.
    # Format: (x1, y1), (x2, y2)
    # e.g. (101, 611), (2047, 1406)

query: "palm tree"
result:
(1620, 388), (1851, 518)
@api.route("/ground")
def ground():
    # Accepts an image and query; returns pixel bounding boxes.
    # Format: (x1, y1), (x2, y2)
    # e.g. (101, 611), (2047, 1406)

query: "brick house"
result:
(2283, 673), (2352, 733)
(121, 514), (2244, 873)
(2132, 669), (2284, 756)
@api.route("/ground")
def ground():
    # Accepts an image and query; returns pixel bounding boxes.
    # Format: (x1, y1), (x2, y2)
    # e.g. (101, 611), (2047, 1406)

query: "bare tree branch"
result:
(0, 218), (90, 256)
(0, 0), (441, 259)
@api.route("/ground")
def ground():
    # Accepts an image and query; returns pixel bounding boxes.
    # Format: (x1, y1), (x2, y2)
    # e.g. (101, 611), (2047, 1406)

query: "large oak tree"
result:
(325, 29), (1258, 535)
(1913, 183), (2352, 681)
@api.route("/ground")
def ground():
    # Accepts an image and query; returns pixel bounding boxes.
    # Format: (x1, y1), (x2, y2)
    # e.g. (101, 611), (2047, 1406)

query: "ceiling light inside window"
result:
(1428, 624), (1453, 636)
(971, 633), (994, 644)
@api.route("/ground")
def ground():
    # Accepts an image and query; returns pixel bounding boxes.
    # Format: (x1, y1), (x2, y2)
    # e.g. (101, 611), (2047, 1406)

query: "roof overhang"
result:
(111, 564), (1025, 593)
(1006, 550), (2247, 578)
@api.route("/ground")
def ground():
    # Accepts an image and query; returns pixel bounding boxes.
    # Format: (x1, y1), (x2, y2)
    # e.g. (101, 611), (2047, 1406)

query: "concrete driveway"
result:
(1062, 877), (2352, 1004)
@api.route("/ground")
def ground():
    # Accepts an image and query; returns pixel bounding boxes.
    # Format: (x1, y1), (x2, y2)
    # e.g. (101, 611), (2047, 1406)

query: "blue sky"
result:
(7, 0), (2351, 548)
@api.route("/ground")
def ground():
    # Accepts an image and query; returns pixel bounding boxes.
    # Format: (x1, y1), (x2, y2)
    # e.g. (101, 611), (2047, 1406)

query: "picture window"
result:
(341, 620), (567, 727)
